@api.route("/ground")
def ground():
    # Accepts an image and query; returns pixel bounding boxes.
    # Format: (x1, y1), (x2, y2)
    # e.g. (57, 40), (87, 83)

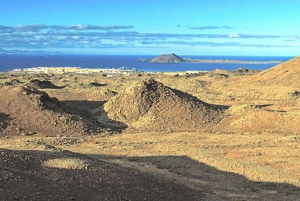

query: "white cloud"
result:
(229, 33), (240, 38)
(56, 36), (68, 40)
(71, 36), (80, 39)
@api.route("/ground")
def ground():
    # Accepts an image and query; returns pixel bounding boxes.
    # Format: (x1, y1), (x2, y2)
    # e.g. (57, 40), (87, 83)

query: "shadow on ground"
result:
(91, 154), (300, 201)
(0, 145), (299, 201)
(0, 148), (202, 201)
(60, 100), (128, 132)
(0, 112), (13, 131)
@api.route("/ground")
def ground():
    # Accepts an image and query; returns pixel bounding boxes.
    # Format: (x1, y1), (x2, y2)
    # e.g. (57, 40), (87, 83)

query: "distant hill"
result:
(142, 53), (185, 63)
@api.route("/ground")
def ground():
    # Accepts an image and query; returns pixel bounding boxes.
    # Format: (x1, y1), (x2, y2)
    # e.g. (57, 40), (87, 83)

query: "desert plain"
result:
(1, 57), (300, 200)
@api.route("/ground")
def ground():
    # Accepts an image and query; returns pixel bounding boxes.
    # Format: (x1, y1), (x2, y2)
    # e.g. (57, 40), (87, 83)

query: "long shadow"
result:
(1, 146), (299, 200)
(89, 154), (300, 201)
(60, 100), (127, 132)
(256, 104), (273, 108)
(0, 112), (13, 131)
(0, 148), (202, 201)
(256, 104), (287, 113)
(208, 103), (231, 110)
(88, 82), (107, 87)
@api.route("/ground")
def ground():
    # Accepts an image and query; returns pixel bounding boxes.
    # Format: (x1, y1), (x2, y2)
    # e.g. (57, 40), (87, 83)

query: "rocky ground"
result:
(1, 57), (300, 200)
(0, 138), (203, 201)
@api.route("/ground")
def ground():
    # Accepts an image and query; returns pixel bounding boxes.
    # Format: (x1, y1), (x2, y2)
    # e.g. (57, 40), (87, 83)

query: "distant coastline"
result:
(182, 58), (282, 64)
(141, 58), (282, 64)
(0, 54), (292, 73)
(141, 53), (283, 64)
(12, 66), (138, 74)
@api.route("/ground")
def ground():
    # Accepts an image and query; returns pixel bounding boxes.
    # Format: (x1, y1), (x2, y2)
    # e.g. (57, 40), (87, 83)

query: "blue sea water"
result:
(0, 54), (294, 72)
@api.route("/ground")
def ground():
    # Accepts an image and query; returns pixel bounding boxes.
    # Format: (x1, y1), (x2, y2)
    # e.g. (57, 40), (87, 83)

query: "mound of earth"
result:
(146, 53), (185, 63)
(246, 56), (300, 84)
(104, 78), (224, 131)
(27, 79), (63, 89)
(0, 86), (95, 136)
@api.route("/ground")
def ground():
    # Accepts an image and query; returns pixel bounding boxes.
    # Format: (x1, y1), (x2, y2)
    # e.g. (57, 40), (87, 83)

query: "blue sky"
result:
(0, 0), (299, 56)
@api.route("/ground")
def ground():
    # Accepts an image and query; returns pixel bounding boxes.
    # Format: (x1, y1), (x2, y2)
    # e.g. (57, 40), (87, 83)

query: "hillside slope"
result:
(245, 56), (300, 85)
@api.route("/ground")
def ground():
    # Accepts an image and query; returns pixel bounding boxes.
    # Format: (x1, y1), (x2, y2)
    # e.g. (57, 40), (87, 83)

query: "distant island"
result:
(141, 53), (283, 64)
(141, 53), (185, 63)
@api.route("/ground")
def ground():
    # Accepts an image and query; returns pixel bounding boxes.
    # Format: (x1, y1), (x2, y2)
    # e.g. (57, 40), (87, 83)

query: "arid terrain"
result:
(1, 56), (300, 200)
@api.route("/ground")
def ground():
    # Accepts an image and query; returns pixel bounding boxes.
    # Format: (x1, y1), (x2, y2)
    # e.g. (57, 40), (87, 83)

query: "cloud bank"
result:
(190, 26), (235, 30)
(0, 24), (134, 32)
(0, 24), (298, 53)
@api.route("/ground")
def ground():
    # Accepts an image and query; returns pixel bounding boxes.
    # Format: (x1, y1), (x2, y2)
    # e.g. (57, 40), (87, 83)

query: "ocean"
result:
(0, 54), (294, 72)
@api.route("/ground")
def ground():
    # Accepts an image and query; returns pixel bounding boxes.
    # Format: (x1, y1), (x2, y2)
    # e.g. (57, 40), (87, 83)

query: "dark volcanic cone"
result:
(104, 78), (223, 131)
(0, 86), (93, 136)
